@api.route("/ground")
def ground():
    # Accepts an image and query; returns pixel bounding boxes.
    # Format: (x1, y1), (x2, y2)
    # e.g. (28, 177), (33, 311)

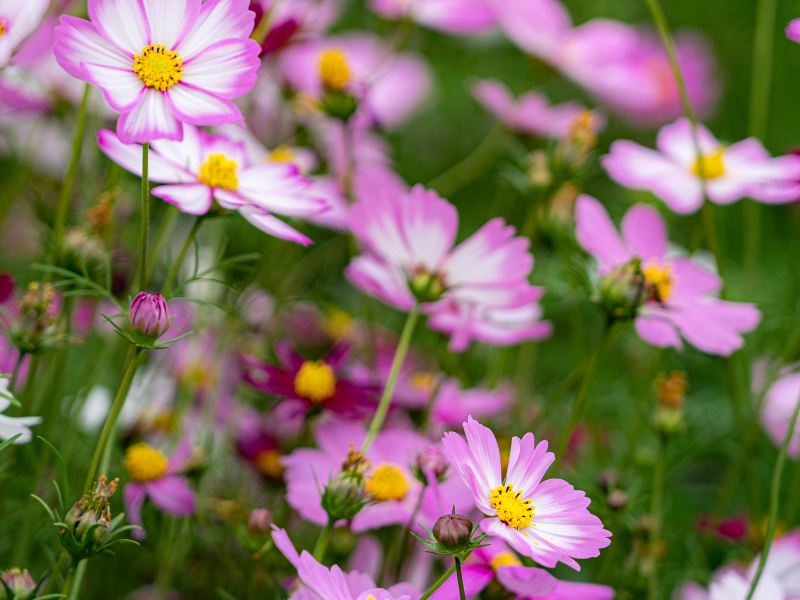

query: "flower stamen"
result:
(198, 153), (239, 191)
(365, 463), (410, 502)
(318, 48), (352, 91)
(124, 443), (168, 482)
(489, 551), (521, 571)
(490, 483), (534, 530)
(294, 360), (336, 404)
(133, 43), (184, 92)
(642, 261), (674, 303)
(690, 148), (725, 179)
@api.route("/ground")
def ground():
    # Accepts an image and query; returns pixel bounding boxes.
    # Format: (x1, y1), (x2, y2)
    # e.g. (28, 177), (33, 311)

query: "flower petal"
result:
(142, 0), (200, 49)
(166, 83), (243, 126)
(182, 38), (260, 99)
(54, 16), (131, 79)
(117, 89), (182, 143)
(88, 0), (150, 56)
(177, 0), (255, 60)
(82, 63), (144, 112)
(151, 183), (213, 215)
(146, 475), (196, 516)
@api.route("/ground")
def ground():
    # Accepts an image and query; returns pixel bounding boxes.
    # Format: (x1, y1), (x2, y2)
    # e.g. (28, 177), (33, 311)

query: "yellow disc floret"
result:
(318, 48), (352, 91)
(489, 551), (522, 571)
(0, 19), (8, 39)
(690, 148), (725, 179)
(642, 261), (674, 303)
(269, 145), (296, 163)
(409, 372), (438, 393)
(198, 154), (239, 191)
(124, 443), (169, 482)
(365, 463), (410, 502)
(255, 449), (285, 479)
(490, 483), (534, 530)
(293, 360), (337, 404)
(133, 44), (184, 91)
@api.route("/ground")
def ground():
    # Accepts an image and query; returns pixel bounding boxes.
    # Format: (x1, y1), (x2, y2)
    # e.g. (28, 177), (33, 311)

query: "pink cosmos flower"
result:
(54, 0), (261, 143)
(0, 0), (49, 68)
(430, 379), (513, 429)
(442, 417), (611, 570)
(575, 195), (761, 355)
(430, 537), (614, 600)
(251, 0), (342, 55)
(278, 34), (431, 128)
(558, 21), (718, 126)
(346, 184), (550, 352)
(603, 118), (800, 214)
(240, 342), (376, 418)
(489, 0), (572, 63)
(369, 0), (495, 35)
(787, 19), (800, 45)
(123, 438), (197, 539)
(761, 370), (800, 458)
(282, 418), (469, 532)
(97, 124), (329, 245)
(471, 79), (604, 139)
(272, 527), (416, 600)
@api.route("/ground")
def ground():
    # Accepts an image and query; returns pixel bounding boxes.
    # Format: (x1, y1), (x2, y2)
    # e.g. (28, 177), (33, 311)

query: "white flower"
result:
(0, 378), (41, 444)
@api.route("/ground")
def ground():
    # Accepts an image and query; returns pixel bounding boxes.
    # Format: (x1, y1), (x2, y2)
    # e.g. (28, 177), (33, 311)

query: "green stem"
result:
(744, 391), (800, 600)
(65, 560), (87, 600)
(138, 142), (151, 292)
(163, 217), (204, 296)
(312, 520), (334, 562)
(427, 126), (506, 197)
(360, 304), (420, 453)
(148, 206), (180, 282)
(83, 348), (145, 492)
(8, 351), (25, 393)
(43, 552), (70, 595)
(51, 84), (91, 268)
(647, 436), (668, 600)
(455, 558), (466, 600)
(419, 563), (457, 600)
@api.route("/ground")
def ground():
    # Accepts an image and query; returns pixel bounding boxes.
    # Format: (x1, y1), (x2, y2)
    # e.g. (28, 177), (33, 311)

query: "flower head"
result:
(129, 292), (170, 340)
(54, 0), (261, 143)
(0, 568), (36, 600)
(575, 195), (761, 355)
(442, 416), (611, 570)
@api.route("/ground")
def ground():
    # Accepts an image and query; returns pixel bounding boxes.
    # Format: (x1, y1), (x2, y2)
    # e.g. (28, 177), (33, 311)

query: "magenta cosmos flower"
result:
(761, 370), (800, 458)
(442, 417), (611, 570)
(251, 0), (342, 55)
(98, 124), (328, 244)
(575, 195), (760, 355)
(123, 438), (196, 539)
(0, 0), (49, 68)
(787, 19), (800, 45)
(369, 0), (495, 34)
(241, 342), (376, 418)
(471, 79), (604, 140)
(54, 0), (261, 143)
(603, 118), (800, 214)
(272, 527), (416, 600)
(346, 184), (550, 352)
(430, 537), (614, 600)
(282, 418), (469, 532)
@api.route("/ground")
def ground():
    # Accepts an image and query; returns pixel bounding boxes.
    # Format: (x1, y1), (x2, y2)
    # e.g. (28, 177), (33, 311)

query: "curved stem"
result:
(163, 217), (204, 296)
(647, 436), (668, 600)
(312, 519), (334, 562)
(455, 558), (466, 600)
(138, 142), (151, 292)
(427, 125), (506, 197)
(360, 304), (419, 453)
(744, 391), (800, 600)
(51, 84), (91, 269)
(83, 347), (145, 492)
(420, 564), (457, 600)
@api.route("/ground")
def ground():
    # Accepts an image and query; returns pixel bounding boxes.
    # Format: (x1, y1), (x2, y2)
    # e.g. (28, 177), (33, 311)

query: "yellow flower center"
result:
(490, 483), (534, 530)
(0, 20), (8, 39)
(318, 48), (352, 91)
(690, 148), (725, 179)
(365, 463), (410, 502)
(293, 360), (336, 404)
(324, 308), (354, 341)
(269, 145), (296, 163)
(198, 153), (239, 191)
(489, 551), (521, 571)
(409, 372), (437, 393)
(133, 44), (184, 92)
(255, 449), (284, 479)
(124, 443), (169, 482)
(642, 261), (673, 303)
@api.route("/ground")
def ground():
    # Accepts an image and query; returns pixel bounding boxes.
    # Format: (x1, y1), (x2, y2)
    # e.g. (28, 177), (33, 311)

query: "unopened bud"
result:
(608, 489), (629, 511)
(656, 371), (687, 409)
(598, 258), (645, 321)
(527, 151), (552, 188)
(129, 292), (170, 340)
(247, 508), (273, 535)
(409, 270), (446, 304)
(432, 513), (473, 548)
(416, 446), (448, 482)
(64, 476), (118, 545)
(321, 471), (367, 522)
(0, 569), (35, 599)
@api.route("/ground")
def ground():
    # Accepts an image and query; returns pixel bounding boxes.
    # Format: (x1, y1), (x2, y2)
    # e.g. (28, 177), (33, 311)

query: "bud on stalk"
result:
(129, 292), (170, 340)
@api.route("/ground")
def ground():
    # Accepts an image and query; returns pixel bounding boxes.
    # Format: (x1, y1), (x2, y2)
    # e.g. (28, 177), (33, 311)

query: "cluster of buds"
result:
(0, 569), (36, 600)
(321, 445), (370, 522)
(652, 371), (687, 436)
(415, 509), (486, 558)
(9, 282), (62, 355)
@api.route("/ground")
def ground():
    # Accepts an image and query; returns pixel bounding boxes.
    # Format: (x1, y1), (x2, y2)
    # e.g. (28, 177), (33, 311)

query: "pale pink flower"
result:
(0, 0), (49, 68)
(787, 19), (800, 45)
(575, 195), (761, 355)
(54, 0), (261, 143)
(761, 371), (800, 458)
(370, 0), (495, 34)
(603, 118), (800, 214)
(442, 417), (611, 570)
(489, 0), (572, 63)
(98, 124), (329, 245)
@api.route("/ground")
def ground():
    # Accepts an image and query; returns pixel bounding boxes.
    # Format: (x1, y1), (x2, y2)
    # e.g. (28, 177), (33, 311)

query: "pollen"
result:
(690, 148), (726, 179)
(642, 261), (673, 303)
(255, 449), (285, 479)
(489, 551), (521, 571)
(293, 360), (337, 404)
(269, 145), (296, 163)
(198, 154), (239, 191)
(490, 483), (534, 530)
(318, 48), (352, 91)
(124, 443), (169, 482)
(133, 44), (184, 92)
(365, 463), (410, 502)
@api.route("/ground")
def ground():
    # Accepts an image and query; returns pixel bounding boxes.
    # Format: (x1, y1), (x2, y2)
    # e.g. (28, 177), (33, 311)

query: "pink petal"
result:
(146, 475), (196, 516)
(428, 564), (494, 599)
(117, 89), (182, 143)
(54, 15), (131, 79)
(238, 207), (313, 245)
(177, 0), (256, 60)
(142, 0), (200, 49)
(621, 204), (667, 261)
(505, 432), (555, 496)
(166, 83), (243, 126)
(151, 183), (213, 215)
(182, 38), (260, 99)
(634, 315), (683, 350)
(97, 129), (193, 182)
(496, 565), (557, 596)
(88, 0), (150, 56)
(82, 63), (144, 112)
(123, 483), (147, 539)
(574, 194), (628, 271)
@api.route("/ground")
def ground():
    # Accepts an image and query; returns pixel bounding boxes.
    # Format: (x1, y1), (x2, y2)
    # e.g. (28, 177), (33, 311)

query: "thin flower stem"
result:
(744, 392), (800, 600)
(51, 84), (91, 269)
(8, 351), (25, 393)
(360, 304), (420, 453)
(455, 558), (466, 600)
(83, 347), (145, 492)
(138, 142), (151, 292)
(419, 563), (457, 600)
(647, 436), (668, 600)
(148, 206), (180, 282)
(312, 519), (334, 562)
(43, 551), (70, 595)
(65, 559), (87, 600)
(163, 217), (204, 296)
(427, 125), (506, 197)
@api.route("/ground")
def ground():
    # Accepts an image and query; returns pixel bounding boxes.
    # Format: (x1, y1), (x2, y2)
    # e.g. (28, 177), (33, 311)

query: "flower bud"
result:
(409, 270), (446, 303)
(0, 568), (35, 599)
(598, 258), (645, 321)
(432, 513), (473, 548)
(64, 476), (118, 547)
(415, 446), (448, 482)
(607, 489), (629, 511)
(247, 508), (273, 535)
(653, 371), (687, 436)
(129, 292), (170, 340)
(321, 471), (367, 522)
